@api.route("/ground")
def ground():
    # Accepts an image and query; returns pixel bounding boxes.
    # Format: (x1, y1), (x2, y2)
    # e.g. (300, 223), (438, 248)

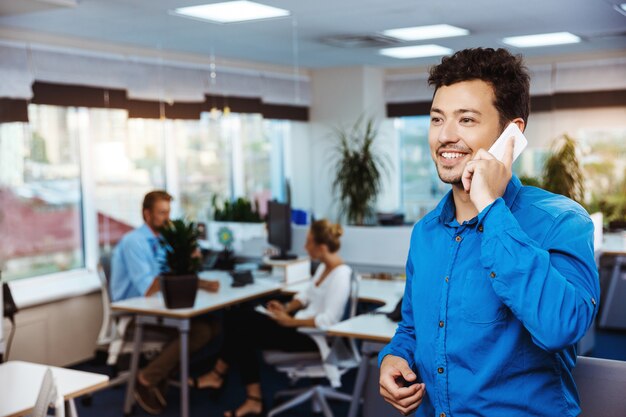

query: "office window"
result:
(0, 105), (84, 281)
(396, 116), (448, 222)
(175, 114), (232, 222)
(91, 110), (167, 251)
(177, 113), (287, 221)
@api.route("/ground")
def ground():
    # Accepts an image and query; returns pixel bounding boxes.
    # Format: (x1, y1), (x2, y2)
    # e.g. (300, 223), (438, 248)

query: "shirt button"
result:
(445, 276), (449, 283)
(478, 225), (484, 232)
(455, 235), (462, 242)
(439, 321), (444, 328)
(438, 367), (444, 374)
(490, 271), (496, 278)
(591, 298), (596, 306)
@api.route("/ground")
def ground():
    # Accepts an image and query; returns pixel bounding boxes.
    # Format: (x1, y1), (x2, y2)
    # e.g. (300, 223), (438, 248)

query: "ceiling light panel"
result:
(383, 24), (469, 41)
(379, 44), (453, 59)
(173, 1), (290, 24)
(502, 32), (581, 48)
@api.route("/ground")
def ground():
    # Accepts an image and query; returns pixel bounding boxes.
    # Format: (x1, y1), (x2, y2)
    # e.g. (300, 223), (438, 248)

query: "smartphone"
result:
(488, 123), (528, 163)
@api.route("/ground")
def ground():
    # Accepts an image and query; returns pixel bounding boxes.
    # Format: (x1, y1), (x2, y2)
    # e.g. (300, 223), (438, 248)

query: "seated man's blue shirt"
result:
(110, 224), (166, 301)
(379, 175), (599, 417)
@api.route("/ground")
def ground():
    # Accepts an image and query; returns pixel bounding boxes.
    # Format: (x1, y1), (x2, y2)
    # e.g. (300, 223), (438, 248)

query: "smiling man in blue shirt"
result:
(378, 48), (599, 417)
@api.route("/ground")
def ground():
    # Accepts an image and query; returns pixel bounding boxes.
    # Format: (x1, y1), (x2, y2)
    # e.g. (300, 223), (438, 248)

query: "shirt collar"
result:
(435, 174), (523, 227)
(138, 223), (158, 240)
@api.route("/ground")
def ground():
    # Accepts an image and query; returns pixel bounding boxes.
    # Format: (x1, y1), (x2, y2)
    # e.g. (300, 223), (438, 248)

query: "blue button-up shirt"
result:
(110, 224), (166, 301)
(379, 175), (599, 417)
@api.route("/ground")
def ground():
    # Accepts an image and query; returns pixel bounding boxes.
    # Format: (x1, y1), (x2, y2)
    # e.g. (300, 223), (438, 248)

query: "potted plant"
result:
(158, 219), (202, 309)
(331, 116), (388, 225)
(211, 195), (263, 222)
(542, 134), (585, 204)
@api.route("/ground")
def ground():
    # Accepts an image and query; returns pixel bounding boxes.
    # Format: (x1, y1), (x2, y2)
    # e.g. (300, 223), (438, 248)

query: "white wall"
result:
(525, 107), (626, 148)
(2, 292), (102, 366)
(307, 66), (400, 221)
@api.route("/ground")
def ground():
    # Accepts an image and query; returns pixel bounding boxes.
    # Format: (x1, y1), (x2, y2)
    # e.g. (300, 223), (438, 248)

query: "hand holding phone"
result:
(462, 123), (528, 212)
(488, 123), (528, 163)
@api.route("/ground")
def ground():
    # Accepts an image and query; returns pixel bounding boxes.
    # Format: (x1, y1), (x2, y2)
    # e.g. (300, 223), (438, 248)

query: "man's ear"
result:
(512, 118), (525, 133)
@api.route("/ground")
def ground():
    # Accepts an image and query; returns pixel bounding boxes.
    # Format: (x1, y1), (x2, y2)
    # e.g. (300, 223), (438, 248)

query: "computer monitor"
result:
(267, 200), (297, 260)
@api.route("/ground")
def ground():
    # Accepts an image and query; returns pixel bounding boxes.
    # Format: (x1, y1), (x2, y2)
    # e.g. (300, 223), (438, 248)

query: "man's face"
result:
(428, 79), (503, 185)
(145, 199), (171, 232)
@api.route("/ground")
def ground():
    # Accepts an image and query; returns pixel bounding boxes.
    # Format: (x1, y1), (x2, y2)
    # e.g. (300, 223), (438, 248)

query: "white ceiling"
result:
(0, 0), (625, 69)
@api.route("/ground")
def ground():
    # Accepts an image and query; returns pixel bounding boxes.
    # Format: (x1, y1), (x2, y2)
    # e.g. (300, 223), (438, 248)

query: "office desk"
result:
(0, 360), (109, 417)
(325, 279), (403, 417)
(111, 271), (282, 417)
(284, 277), (406, 313)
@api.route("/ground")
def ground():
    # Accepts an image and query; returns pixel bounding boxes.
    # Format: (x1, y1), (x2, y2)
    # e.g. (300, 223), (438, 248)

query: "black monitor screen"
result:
(267, 201), (297, 260)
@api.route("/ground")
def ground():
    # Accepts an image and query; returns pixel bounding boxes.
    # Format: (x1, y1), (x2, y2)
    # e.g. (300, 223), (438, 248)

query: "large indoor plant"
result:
(331, 116), (388, 225)
(158, 219), (202, 308)
(542, 134), (585, 204)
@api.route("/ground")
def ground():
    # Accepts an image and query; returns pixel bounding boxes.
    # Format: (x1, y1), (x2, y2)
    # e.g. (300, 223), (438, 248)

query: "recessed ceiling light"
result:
(502, 32), (581, 48)
(382, 24), (469, 41)
(172, 1), (290, 24)
(615, 3), (626, 16)
(379, 44), (453, 59)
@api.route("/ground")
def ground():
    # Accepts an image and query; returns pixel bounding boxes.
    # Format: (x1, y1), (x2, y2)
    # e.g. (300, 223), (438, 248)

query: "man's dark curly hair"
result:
(428, 48), (530, 129)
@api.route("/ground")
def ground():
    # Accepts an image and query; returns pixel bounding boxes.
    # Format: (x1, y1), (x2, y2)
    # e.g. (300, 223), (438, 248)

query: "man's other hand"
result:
(199, 279), (220, 293)
(379, 354), (425, 416)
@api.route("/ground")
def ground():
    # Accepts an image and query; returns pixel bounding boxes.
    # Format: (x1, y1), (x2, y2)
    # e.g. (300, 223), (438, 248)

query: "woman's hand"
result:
(270, 310), (297, 327)
(266, 299), (286, 314)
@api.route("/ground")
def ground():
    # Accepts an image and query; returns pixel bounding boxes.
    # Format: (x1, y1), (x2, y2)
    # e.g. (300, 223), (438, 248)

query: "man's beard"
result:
(436, 164), (463, 186)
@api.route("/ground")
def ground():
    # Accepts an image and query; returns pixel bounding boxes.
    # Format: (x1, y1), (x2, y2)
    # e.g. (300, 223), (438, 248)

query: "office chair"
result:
(263, 270), (362, 417)
(96, 253), (165, 388)
(32, 367), (66, 417)
(572, 355), (626, 417)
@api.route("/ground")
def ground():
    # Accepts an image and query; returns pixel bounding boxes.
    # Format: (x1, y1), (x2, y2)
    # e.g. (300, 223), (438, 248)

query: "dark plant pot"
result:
(160, 273), (199, 309)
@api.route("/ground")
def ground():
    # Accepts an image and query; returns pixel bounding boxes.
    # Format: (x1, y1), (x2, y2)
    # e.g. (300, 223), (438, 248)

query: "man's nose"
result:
(438, 121), (459, 144)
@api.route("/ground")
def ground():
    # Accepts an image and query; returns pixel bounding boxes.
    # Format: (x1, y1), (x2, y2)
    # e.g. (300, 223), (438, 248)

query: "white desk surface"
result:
(111, 271), (282, 318)
(328, 313), (397, 343)
(284, 277), (406, 313)
(602, 232), (626, 255)
(0, 360), (109, 417)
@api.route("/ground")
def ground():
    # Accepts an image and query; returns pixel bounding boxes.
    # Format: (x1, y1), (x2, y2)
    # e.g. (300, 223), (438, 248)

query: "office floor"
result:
(73, 328), (626, 417)
(73, 353), (355, 417)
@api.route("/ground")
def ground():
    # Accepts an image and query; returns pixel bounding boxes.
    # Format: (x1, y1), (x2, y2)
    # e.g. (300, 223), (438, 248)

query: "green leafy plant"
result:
(211, 195), (262, 222)
(519, 175), (542, 187)
(542, 134), (585, 204)
(331, 116), (389, 225)
(158, 219), (201, 275)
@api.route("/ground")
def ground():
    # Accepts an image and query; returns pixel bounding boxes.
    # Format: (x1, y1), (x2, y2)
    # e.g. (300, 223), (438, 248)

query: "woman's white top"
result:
(294, 263), (352, 329)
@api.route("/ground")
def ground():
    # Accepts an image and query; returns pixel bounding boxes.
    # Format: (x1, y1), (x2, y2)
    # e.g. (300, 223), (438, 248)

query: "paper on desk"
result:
(254, 304), (274, 317)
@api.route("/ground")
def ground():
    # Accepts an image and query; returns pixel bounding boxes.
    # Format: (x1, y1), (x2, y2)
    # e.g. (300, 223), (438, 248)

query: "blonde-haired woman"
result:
(192, 219), (352, 417)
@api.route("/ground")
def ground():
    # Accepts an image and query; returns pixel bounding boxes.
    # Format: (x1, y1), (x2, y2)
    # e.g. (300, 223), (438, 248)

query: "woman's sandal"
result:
(189, 368), (227, 399)
(224, 395), (265, 417)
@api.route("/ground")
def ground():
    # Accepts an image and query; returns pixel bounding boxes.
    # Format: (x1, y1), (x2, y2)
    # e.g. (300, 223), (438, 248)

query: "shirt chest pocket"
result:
(461, 270), (508, 324)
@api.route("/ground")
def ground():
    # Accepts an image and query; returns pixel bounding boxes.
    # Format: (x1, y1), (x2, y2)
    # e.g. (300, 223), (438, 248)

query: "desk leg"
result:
(179, 319), (190, 417)
(124, 316), (144, 415)
(348, 342), (381, 417)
